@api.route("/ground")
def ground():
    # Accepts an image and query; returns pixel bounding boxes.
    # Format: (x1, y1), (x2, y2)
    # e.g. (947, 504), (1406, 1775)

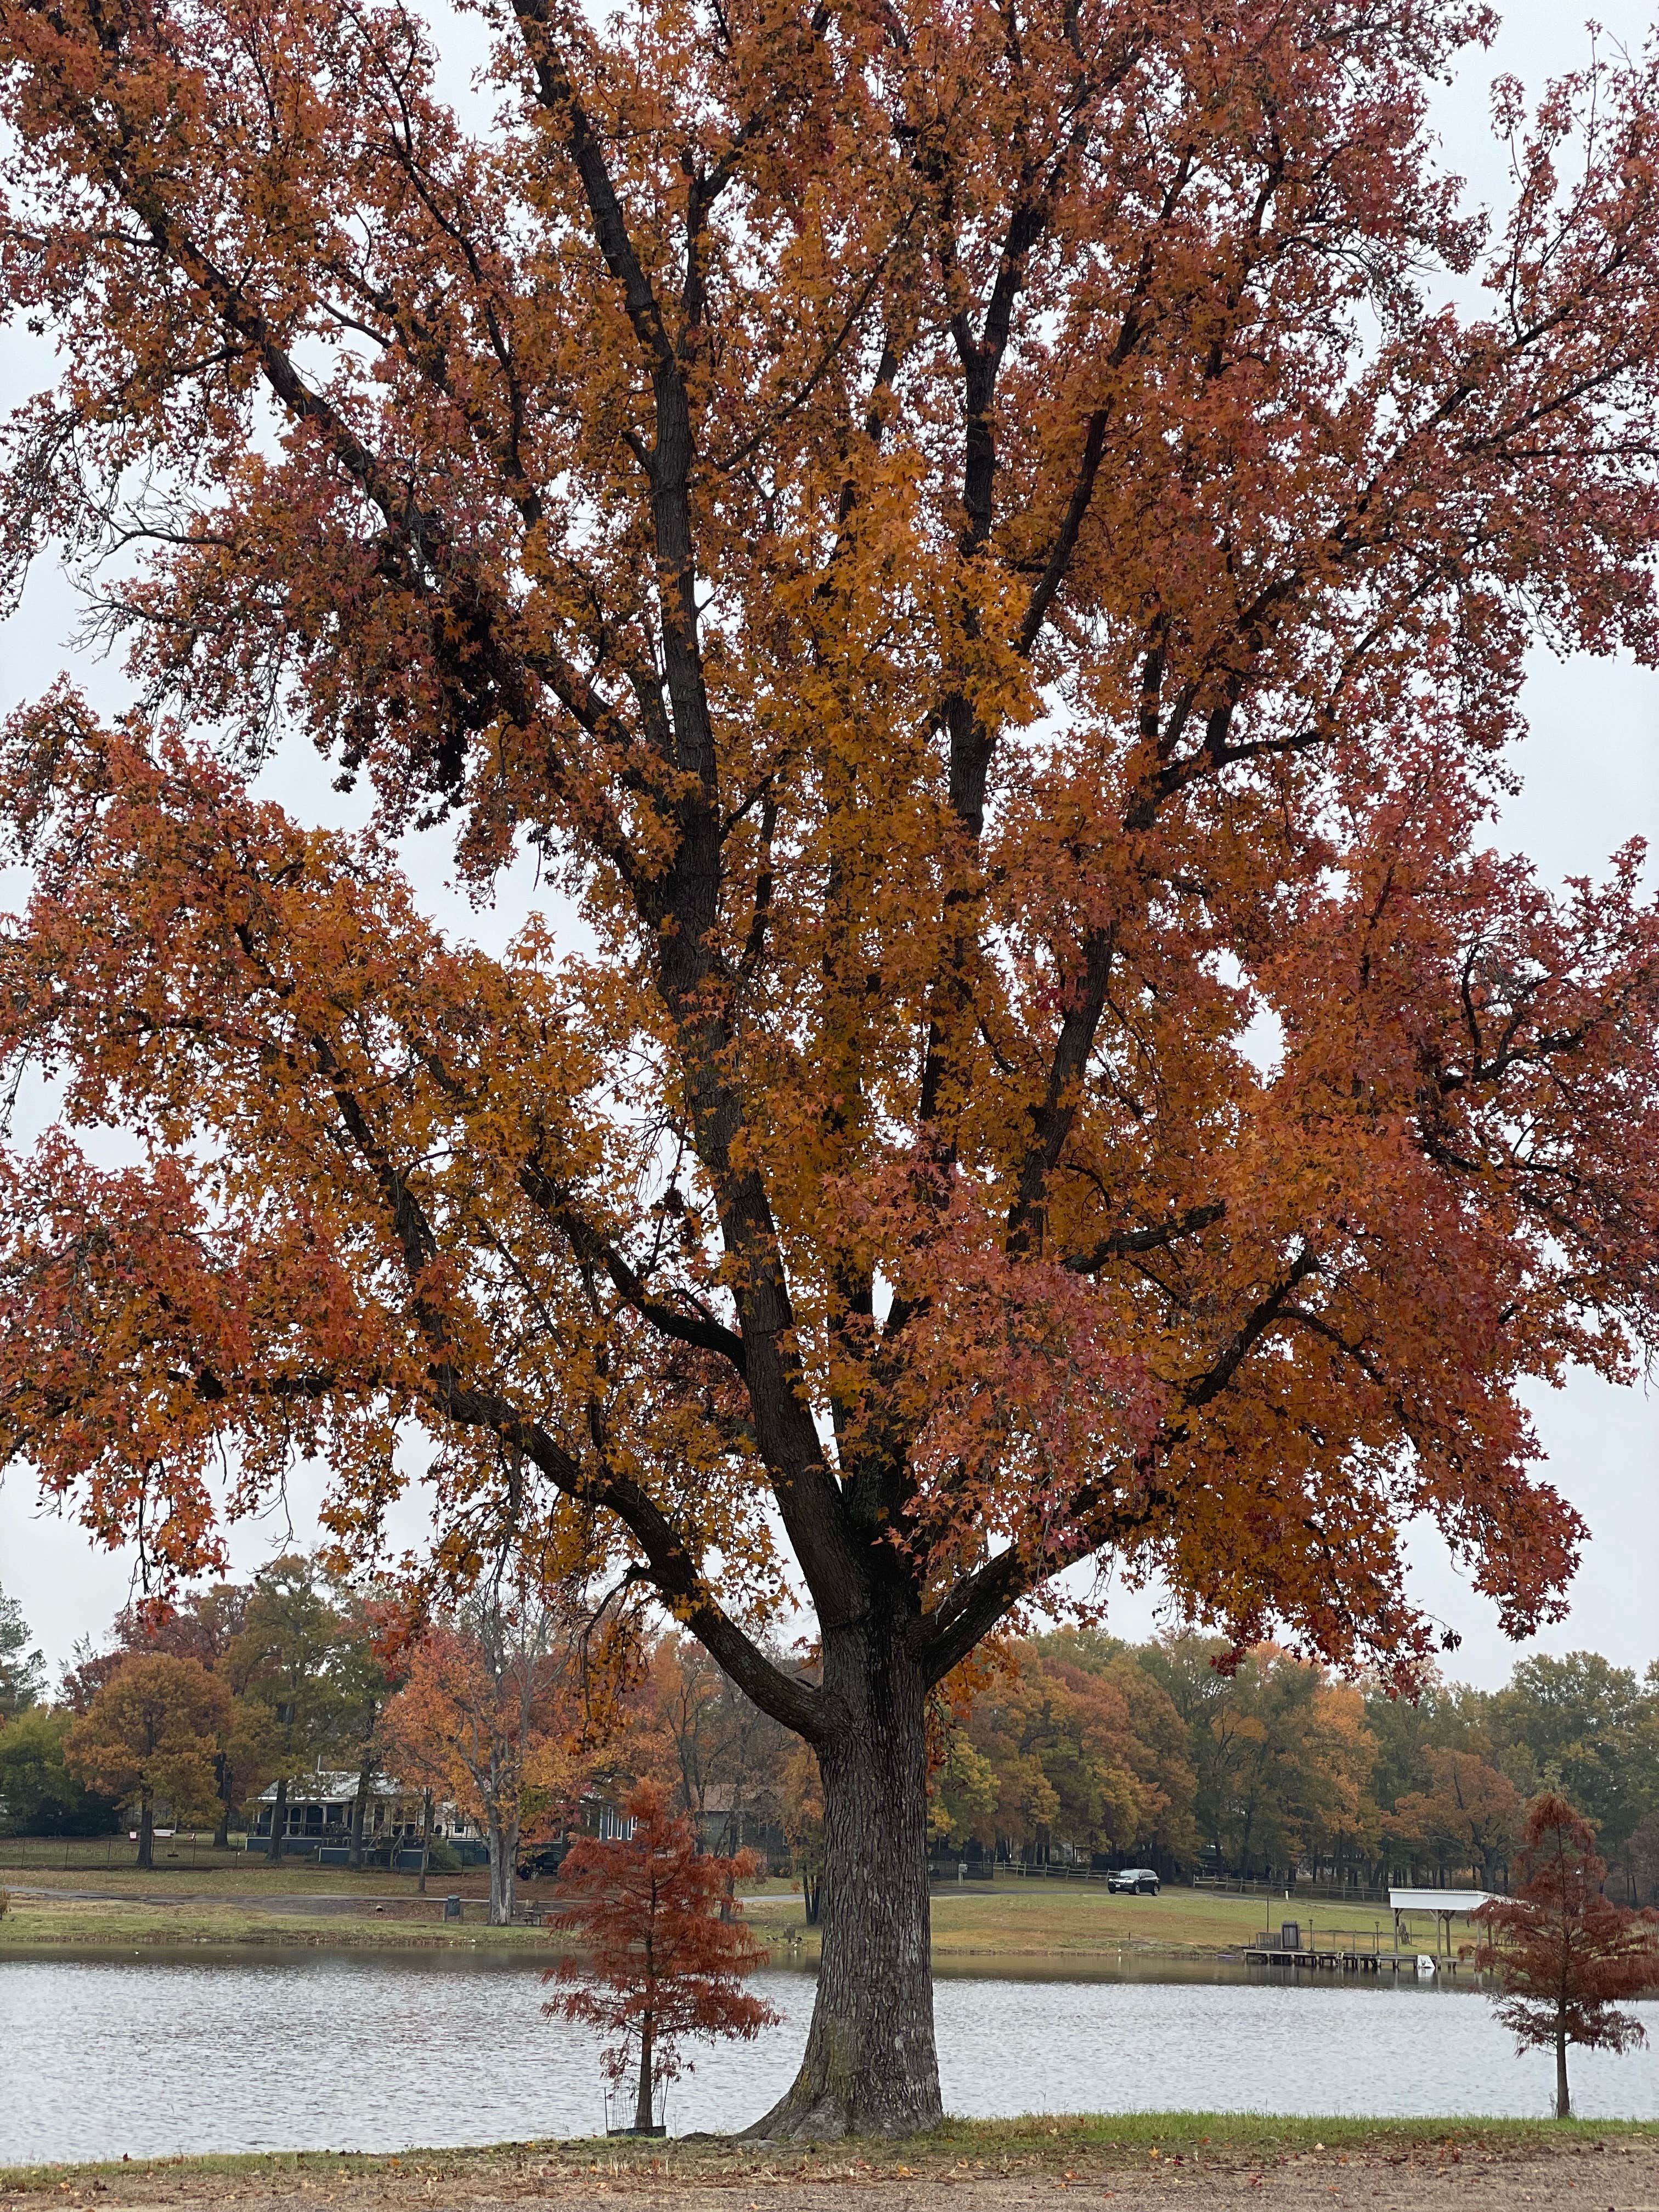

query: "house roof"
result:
(254, 1770), (421, 1803)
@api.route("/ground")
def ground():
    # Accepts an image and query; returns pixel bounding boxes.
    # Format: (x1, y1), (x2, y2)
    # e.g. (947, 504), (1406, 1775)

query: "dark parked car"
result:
(1107, 1866), (1160, 1894)
(515, 1838), (572, 1881)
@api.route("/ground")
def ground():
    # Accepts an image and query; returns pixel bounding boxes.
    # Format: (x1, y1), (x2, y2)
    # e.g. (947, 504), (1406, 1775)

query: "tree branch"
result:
(1063, 1201), (1227, 1276)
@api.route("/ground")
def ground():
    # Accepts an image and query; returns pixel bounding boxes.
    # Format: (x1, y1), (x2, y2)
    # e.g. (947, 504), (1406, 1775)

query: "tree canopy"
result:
(379, 1580), (591, 1922)
(3, 0), (1659, 2135)
(63, 1651), (232, 1866)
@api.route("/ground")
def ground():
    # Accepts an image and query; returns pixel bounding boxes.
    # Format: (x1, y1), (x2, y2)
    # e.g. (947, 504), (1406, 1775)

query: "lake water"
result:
(1, 1953), (1655, 2165)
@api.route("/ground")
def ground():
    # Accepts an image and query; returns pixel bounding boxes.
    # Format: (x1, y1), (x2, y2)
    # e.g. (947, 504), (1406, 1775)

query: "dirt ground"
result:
(4, 2133), (1655, 2212)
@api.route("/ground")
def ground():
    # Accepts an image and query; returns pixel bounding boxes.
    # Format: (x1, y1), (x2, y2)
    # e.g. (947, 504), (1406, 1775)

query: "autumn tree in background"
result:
(111, 1585), (251, 1672)
(57, 1587), (249, 1713)
(1387, 1747), (1522, 1890)
(636, 1635), (793, 1855)
(781, 1743), (827, 1926)
(1625, 1811), (1659, 1910)
(1488, 1655), (1659, 1869)
(5, 0), (1659, 2135)
(1475, 1793), (1659, 2120)
(0, 1582), (44, 1719)
(943, 1639), (1187, 1866)
(326, 1580), (414, 1871)
(226, 1556), (353, 1863)
(546, 1782), (778, 2132)
(63, 1654), (231, 1867)
(71, 1583), (280, 1846)
(927, 1729), (998, 1854)
(380, 1583), (588, 1923)
(1144, 1640), (1374, 1884)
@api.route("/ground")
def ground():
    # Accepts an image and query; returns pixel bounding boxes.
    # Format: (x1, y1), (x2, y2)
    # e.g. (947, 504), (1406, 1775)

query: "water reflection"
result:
(0, 1953), (1653, 2166)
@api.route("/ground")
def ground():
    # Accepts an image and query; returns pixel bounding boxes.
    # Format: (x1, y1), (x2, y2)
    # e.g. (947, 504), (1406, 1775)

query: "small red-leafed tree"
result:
(547, 1781), (779, 2133)
(1475, 1792), (1659, 2120)
(63, 1653), (232, 1868)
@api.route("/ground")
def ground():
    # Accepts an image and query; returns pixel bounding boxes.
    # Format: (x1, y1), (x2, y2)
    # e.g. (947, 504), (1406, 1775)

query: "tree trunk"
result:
(1555, 2027), (1571, 2120)
(213, 1751), (233, 1850)
(268, 1774), (288, 1865)
(634, 2008), (655, 2133)
(348, 1759), (373, 1870)
(748, 1618), (939, 2140)
(136, 1790), (154, 1871)
(417, 1789), (433, 1896)
(487, 1808), (518, 1925)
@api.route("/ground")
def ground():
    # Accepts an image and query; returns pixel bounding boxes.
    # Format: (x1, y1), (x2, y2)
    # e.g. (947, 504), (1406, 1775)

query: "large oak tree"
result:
(3, 0), (1659, 2134)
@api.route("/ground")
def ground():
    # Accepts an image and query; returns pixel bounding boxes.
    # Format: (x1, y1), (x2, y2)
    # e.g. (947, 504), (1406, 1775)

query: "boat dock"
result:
(1244, 1888), (1493, 1977)
(1243, 1933), (1465, 1976)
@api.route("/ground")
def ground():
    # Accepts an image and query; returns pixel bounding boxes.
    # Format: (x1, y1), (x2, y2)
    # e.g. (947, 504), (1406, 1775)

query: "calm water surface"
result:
(1, 1954), (1655, 2164)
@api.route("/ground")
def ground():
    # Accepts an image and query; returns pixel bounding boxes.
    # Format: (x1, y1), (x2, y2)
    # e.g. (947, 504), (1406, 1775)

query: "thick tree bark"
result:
(1555, 2028), (1571, 2120)
(135, 1791), (154, 1871)
(267, 1773), (288, 1865)
(748, 1617), (939, 2140)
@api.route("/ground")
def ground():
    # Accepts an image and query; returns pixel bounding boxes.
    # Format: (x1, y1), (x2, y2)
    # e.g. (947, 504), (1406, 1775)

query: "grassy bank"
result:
(751, 1882), (1442, 1963)
(3, 2114), (1656, 2198)
(0, 1890), (564, 1952)
(0, 1864), (1474, 1963)
(0, 1856), (798, 1901)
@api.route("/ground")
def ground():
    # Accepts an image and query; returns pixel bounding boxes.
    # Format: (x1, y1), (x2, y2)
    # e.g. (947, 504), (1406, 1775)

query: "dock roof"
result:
(1388, 1888), (1493, 1913)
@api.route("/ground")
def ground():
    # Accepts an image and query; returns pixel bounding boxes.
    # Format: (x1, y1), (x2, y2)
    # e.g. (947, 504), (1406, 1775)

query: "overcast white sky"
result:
(0, 2), (1654, 1691)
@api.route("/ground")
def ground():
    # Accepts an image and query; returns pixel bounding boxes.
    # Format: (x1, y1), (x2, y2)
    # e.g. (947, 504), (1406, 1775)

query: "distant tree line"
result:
(925, 1632), (1659, 1900)
(615, 1626), (1659, 1904)
(2, 1567), (1655, 1905)
(0, 1556), (402, 1862)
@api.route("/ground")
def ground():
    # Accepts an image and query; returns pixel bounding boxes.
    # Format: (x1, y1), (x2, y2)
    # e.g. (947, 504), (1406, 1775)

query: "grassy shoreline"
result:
(0, 1870), (1443, 1965)
(3, 2114), (1657, 2196)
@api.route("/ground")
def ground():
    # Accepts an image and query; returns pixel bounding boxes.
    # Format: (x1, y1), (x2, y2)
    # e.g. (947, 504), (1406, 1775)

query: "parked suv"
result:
(1107, 1866), (1160, 1894)
(516, 1838), (572, 1882)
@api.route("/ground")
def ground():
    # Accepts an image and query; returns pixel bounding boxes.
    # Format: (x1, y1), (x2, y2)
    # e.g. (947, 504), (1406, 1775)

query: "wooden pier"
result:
(1243, 1942), (1464, 1976)
(1244, 1912), (1475, 1977)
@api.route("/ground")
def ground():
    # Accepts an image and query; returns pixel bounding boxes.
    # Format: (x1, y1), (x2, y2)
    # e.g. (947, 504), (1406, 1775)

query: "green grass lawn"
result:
(748, 1881), (1460, 1963)
(0, 1888), (565, 1950)
(0, 1847), (433, 1894)
(0, 1854), (1472, 1964)
(0, 1847), (797, 1900)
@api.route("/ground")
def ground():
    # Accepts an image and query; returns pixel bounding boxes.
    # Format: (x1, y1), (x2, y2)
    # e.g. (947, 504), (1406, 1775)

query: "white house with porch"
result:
(247, 1770), (486, 1865)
